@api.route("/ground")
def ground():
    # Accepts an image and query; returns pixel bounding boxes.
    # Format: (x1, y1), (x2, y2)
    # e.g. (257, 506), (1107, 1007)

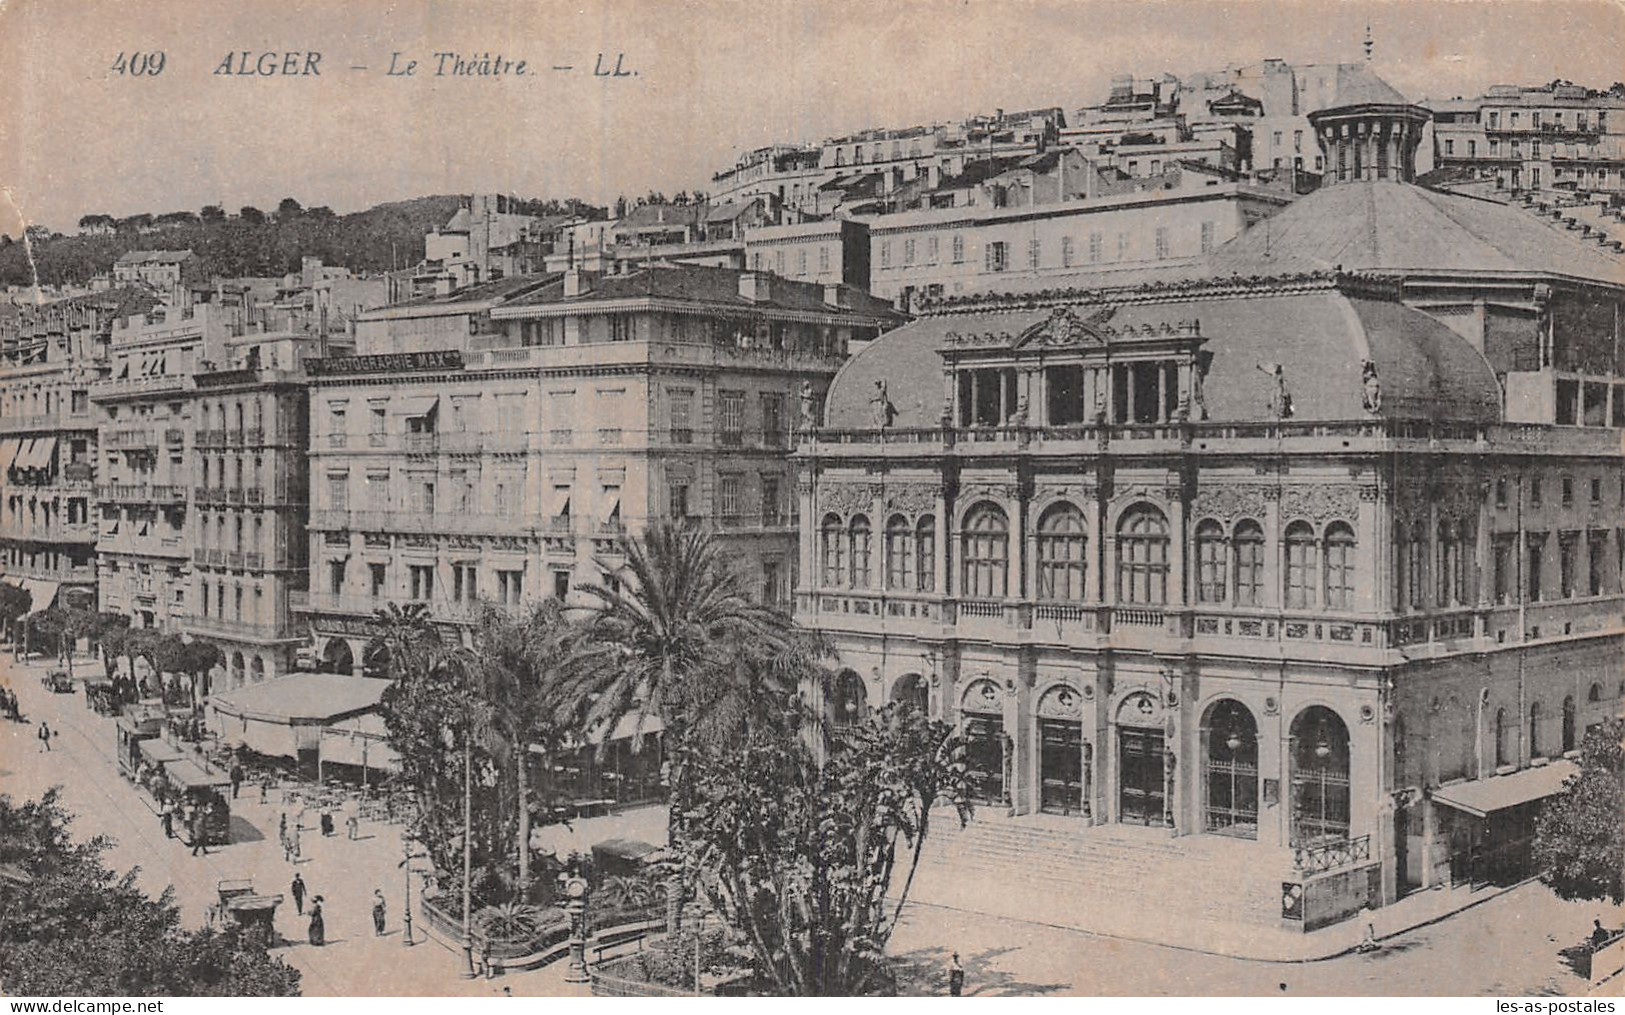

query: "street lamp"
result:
(399, 835), (424, 947)
(1225, 724), (1244, 831)
(562, 874), (590, 984)
(1314, 730), (1332, 843)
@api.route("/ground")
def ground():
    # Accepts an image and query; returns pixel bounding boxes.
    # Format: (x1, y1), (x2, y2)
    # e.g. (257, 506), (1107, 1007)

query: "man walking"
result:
(291, 873), (306, 916)
(229, 762), (244, 800)
(947, 952), (965, 996)
(189, 811), (208, 856)
(37, 721), (52, 752)
(372, 889), (387, 936)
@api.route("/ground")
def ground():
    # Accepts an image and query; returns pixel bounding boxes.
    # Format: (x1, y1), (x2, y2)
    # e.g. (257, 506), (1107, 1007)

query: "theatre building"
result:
(795, 86), (1625, 926)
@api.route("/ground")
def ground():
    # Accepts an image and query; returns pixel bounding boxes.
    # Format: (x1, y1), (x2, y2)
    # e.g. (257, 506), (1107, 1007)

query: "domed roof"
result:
(823, 285), (1503, 429)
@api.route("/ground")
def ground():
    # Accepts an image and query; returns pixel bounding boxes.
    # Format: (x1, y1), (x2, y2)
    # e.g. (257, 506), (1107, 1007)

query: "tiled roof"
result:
(1209, 181), (1625, 283)
(1321, 64), (1413, 108)
(388, 273), (560, 308)
(824, 287), (1502, 428)
(614, 203), (704, 229)
(501, 264), (902, 319)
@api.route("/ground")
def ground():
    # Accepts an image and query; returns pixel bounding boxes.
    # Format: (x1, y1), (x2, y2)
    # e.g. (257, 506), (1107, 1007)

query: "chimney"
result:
(739, 271), (772, 303)
(564, 268), (589, 297)
(823, 283), (848, 308)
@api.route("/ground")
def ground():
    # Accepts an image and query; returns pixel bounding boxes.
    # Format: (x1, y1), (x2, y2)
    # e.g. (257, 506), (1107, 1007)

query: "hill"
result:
(0, 195), (605, 288)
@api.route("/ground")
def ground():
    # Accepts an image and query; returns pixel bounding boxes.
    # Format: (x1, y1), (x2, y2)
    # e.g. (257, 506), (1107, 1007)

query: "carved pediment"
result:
(1279, 484), (1360, 524)
(817, 483), (874, 517)
(884, 484), (941, 516)
(1191, 485), (1269, 522)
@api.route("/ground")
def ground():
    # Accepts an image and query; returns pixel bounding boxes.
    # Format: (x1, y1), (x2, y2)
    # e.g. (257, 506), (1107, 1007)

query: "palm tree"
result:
(368, 602), (437, 680)
(556, 523), (796, 930)
(464, 600), (572, 895)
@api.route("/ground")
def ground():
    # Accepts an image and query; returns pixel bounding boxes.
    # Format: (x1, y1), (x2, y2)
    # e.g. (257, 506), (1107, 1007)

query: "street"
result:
(2, 652), (1617, 997)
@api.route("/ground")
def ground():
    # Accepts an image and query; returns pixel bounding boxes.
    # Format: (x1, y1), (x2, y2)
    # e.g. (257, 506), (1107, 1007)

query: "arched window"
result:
(1324, 522), (1356, 610)
(820, 514), (845, 587)
(1589, 682), (1603, 704)
(916, 516), (936, 592)
(1195, 519), (1227, 603)
(885, 515), (914, 590)
(1233, 520), (1265, 605)
(1495, 707), (1511, 767)
(1284, 521), (1318, 609)
(1562, 695), (1576, 753)
(848, 514), (872, 588)
(1116, 505), (1169, 605)
(961, 503), (1009, 597)
(1407, 526), (1427, 609)
(1394, 520), (1408, 609)
(1453, 520), (1474, 604)
(1529, 702), (1543, 759)
(1290, 706), (1351, 845)
(1037, 503), (1087, 601)
(1436, 521), (1455, 607)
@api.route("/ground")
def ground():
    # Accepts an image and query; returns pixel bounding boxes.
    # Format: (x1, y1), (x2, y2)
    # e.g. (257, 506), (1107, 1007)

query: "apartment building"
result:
(296, 264), (903, 674)
(1431, 82), (1625, 195)
(0, 288), (157, 622)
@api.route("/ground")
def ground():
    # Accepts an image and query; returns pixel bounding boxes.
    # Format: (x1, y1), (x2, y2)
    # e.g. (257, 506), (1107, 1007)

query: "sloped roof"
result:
(500, 264), (902, 319)
(388, 272), (560, 308)
(1209, 181), (1625, 283)
(1320, 63), (1413, 108)
(210, 672), (389, 724)
(824, 287), (1502, 429)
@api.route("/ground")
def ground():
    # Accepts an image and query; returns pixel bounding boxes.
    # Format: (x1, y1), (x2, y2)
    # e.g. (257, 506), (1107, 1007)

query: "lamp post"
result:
(459, 733), (475, 979)
(1314, 730), (1332, 844)
(399, 835), (423, 947)
(1225, 725), (1243, 831)
(562, 875), (590, 983)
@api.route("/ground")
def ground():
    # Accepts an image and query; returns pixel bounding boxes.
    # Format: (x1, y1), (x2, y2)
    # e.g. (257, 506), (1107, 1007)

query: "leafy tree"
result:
(0, 582), (31, 651)
(30, 605), (99, 680)
(557, 523), (796, 930)
(199, 205), (226, 222)
(464, 600), (573, 894)
(238, 206), (265, 225)
(275, 197), (303, 222)
(156, 638), (224, 705)
(367, 601), (437, 680)
(0, 789), (301, 995)
(1534, 717), (1624, 903)
(686, 703), (971, 995)
(93, 612), (131, 680)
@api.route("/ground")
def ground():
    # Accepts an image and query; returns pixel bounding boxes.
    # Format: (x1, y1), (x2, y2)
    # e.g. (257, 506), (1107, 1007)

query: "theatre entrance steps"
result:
(902, 809), (1295, 949)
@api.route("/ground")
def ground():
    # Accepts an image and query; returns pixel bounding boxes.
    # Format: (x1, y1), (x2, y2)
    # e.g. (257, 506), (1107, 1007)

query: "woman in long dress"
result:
(307, 896), (325, 946)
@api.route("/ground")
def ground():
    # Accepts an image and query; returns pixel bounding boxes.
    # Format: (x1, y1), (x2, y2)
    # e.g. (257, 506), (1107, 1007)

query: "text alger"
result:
(213, 51), (323, 76)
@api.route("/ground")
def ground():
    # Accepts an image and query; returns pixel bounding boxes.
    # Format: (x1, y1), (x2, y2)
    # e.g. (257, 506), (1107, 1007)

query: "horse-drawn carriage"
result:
(40, 669), (73, 693)
(217, 878), (283, 935)
(84, 677), (118, 716)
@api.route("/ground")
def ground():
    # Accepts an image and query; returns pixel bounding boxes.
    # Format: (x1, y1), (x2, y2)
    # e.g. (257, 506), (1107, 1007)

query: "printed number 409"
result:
(111, 52), (166, 76)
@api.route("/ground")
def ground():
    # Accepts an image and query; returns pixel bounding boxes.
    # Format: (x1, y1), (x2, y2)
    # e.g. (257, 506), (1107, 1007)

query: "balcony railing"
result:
(244, 427), (263, 445)
(368, 432), (387, 447)
(404, 433), (437, 453)
(244, 487), (263, 505)
(227, 488), (244, 504)
(244, 551), (264, 570)
(192, 548), (209, 565)
(1292, 834), (1371, 874)
(226, 550), (245, 569)
(164, 428), (185, 445)
(225, 429), (244, 446)
(195, 429), (224, 448)
(328, 432), (348, 448)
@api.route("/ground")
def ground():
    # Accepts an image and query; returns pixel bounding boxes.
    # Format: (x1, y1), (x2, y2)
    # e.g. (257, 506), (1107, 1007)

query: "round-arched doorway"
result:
(828, 669), (869, 731)
(1289, 706), (1351, 846)
(1202, 699), (1259, 838)
(960, 678), (1006, 805)
(890, 672), (929, 715)
(320, 638), (354, 676)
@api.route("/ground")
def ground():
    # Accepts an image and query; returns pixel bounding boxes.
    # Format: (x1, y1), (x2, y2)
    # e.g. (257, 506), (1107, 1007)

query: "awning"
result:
(548, 486), (572, 518)
(391, 395), (440, 417)
(163, 758), (231, 789)
(586, 712), (665, 746)
(21, 579), (60, 617)
(210, 672), (389, 724)
(0, 439), (20, 471)
(29, 438), (57, 470)
(12, 438), (36, 470)
(598, 488), (622, 523)
(138, 739), (187, 766)
(320, 714), (400, 772)
(1432, 760), (1579, 818)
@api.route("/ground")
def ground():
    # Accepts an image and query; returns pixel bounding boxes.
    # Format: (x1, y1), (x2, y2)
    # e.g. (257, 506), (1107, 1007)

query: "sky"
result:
(2, 0), (1623, 235)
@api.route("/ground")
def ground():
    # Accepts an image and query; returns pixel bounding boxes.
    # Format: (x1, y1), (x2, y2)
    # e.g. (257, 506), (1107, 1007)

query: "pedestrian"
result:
(37, 721), (52, 752)
(290, 873), (306, 916)
(230, 762), (243, 799)
(481, 934), (494, 979)
(1358, 906), (1379, 952)
(307, 895), (325, 947)
(1593, 919), (1614, 950)
(372, 888), (386, 936)
(190, 812), (208, 856)
(161, 804), (175, 839)
(290, 821), (302, 861)
(344, 796), (361, 840)
(278, 810), (288, 845)
(320, 806), (335, 837)
(259, 775), (271, 805)
(947, 951), (965, 997)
